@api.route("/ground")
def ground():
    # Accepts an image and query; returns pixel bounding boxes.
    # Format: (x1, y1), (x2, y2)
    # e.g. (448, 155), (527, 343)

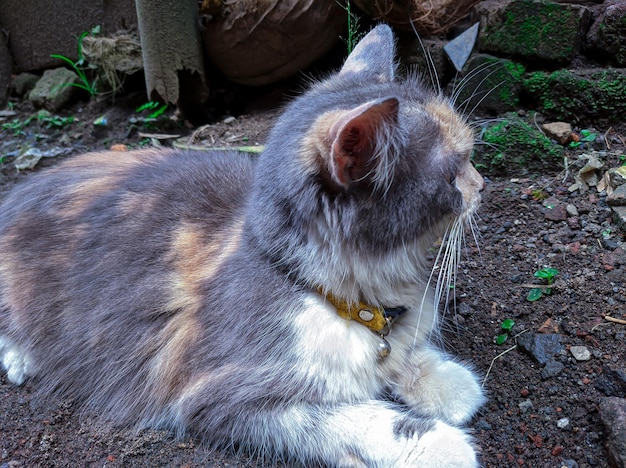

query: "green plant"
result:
(527, 267), (559, 302)
(569, 129), (597, 148)
(37, 113), (75, 128)
(338, 1), (363, 53)
(495, 318), (515, 345)
(619, 154), (626, 166)
(50, 25), (100, 96)
(136, 101), (168, 120)
(1, 115), (34, 136)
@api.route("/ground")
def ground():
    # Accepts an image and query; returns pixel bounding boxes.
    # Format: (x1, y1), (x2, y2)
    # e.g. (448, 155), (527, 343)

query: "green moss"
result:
(481, 0), (583, 62)
(474, 114), (564, 175)
(522, 69), (626, 122)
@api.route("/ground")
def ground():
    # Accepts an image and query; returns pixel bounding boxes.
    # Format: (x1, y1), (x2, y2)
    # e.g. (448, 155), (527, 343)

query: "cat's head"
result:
(251, 24), (483, 300)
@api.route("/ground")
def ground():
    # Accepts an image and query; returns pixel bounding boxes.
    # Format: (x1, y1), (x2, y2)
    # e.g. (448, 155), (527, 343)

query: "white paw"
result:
(0, 336), (33, 385)
(400, 353), (485, 425)
(403, 420), (478, 468)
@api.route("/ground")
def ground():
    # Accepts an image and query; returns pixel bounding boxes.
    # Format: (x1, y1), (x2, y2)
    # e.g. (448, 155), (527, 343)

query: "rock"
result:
(611, 206), (626, 231)
(476, 0), (591, 64)
(518, 399), (533, 413)
(565, 204), (579, 217)
(609, 166), (626, 188)
(557, 417), (570, 429)
(608, 184), (626, 207)
(542, 122), (573, 145)
(11, 72), (39, 97)
(28, 68), (81, 112)
(473, 114), (564, 175)
(587, 0), (626, 67)
(13, 147), (71, 171)
(522, 68), (626, 123)
(448, 54), (525, 114)
(570, 345), (591, 361)
(517, 333), (563, 366)
(544, 204), (567, 221)
(541, 359), (565, 379)
(399, 38), (449, 83)
(0, 0), (137, 72)
(595, 366), (626, 398)
(598, 397), (626, 467)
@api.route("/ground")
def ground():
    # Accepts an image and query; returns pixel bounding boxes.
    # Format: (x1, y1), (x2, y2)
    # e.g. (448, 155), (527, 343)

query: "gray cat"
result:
(0, 25), (485, 467)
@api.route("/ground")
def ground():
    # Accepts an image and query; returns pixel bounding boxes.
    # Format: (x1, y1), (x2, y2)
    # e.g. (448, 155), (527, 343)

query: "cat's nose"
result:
(468, 164), (485, 191)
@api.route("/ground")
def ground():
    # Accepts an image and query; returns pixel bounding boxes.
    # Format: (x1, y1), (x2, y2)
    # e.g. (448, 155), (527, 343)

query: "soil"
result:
(1, 84), (625, 468)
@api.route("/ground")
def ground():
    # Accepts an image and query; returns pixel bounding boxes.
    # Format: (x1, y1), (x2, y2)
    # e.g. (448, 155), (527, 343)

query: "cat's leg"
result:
(241, 400), (478, 467)
(0, 336), (33, 385)
(393, 346), (485, 425)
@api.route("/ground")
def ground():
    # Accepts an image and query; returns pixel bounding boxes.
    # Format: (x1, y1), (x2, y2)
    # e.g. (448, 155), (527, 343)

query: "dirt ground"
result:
(1, 84), (625, 467)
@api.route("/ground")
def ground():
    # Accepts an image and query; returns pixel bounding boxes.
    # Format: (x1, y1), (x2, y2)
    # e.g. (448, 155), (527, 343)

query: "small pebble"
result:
(566, 204), (579, 217)
(518, 399), (533, 413)
(557, 417), (570, 429)
(570, 345), (591, 361)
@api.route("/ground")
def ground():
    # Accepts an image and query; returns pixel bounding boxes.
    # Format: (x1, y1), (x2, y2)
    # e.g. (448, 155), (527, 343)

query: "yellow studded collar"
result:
(318, 288), (407, 339)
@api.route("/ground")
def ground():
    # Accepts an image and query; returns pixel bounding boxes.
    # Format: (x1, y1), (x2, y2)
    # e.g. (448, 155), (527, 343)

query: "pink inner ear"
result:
(330, 98), (399, 187)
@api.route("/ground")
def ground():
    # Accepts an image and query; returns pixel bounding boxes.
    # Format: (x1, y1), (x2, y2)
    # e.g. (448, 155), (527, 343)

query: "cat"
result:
(0, 25), (485, 467)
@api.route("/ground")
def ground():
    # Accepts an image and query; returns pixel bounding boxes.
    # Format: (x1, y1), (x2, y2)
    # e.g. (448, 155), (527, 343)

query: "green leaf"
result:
(136, 101), (161, 113)
(496, 334), (508, 345)
(527, 288), (543, 302)
(146, 104), (168, 120)
(580, 129), (597, 142)
(501, 318), (515, 331)
(534, 268), (559, 280)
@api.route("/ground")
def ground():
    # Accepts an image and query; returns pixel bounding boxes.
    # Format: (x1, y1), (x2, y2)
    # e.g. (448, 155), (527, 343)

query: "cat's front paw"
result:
(399, 351), (485, 425)
(402, 420), (478, 468)
(0, 337), (33, 385)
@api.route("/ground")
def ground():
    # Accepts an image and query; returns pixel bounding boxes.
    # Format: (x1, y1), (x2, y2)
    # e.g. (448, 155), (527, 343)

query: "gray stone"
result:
(11, 72), (39, 97)
(517, 333), (563, 366)
(599, 397), (626, 467)
(518, 399), (533, 413)
(570, 345), (591, 361)
(557, 417), (570, 429)
(541, 359), (565, 379)
(476, 0), (591, 64)
(28, 68), (80, 112)
(444, 22), (479, 72)
(595, 366), (626, 398)
(566, 204), (579, 217)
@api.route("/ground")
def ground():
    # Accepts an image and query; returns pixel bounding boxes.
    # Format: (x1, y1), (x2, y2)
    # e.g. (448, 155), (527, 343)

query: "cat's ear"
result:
(339, 24), (396, 82)
(328, 97), (400, 188)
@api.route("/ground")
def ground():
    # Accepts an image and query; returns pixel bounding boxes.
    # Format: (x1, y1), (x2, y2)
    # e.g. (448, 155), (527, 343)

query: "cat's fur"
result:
(0, 25), (485, 467)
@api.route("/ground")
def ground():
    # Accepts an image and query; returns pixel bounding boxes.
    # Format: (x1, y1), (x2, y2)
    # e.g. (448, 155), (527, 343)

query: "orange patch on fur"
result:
(300, 110), (346, 173)
(423, 100), (474, 157)
(150, 218), (244, 397)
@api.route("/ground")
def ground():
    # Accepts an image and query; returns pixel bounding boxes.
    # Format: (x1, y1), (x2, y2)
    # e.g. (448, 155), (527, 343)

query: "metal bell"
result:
(377, 337), (391, 359)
